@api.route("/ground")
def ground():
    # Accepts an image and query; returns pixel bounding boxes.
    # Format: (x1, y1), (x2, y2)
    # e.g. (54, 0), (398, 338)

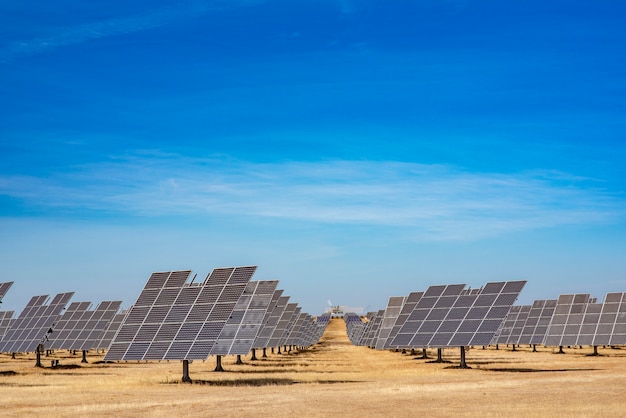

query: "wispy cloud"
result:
(1, 152), (622, 241)
(0, 0), (260, 62)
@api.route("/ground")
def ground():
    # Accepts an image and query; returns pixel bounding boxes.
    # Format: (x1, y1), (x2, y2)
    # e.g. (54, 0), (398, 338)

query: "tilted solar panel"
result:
(0, 292), (74, 353)
(0, 281), (14, 303)
(210, 280), (278, 356)
(104, 266), (256, 361)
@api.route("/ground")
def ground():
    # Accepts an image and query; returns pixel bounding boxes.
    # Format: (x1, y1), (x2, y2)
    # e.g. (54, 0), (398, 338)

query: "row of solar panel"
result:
(346, 286), (626, 351)
(496, 292), (626, 347)
(0, 272), (330, 359)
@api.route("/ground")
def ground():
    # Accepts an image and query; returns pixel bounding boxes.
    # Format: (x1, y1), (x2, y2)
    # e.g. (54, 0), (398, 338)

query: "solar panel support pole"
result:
(557, 346), (565, 354)
(262, 348), (267, 358)
(414, 348), (430, 360)
(532, 344), (537, 352)
(250, 348), (258, 361)
(235, 355), (243, 365)
(35, 344), (43, 368)
(81, 350), (88, 363)
(589, 346), (600, 357)
(511, 344), (516, 352)
(182, 360), (192, 383)
(459, 346), (470, 369)
(214, 355), (224, 372)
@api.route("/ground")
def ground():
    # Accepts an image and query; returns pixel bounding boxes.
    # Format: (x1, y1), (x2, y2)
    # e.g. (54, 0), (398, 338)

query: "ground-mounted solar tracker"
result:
(266, 302), (298, 352)
(344, 313), (365, 345)
(277, 305), (302, 351)
(98, 308), (129, 351)
(518, 299), (558, 349)
(389, 281), (526, 367)
(544, 292), (626, 354)
(209, 280), (278, 362)
(47, 300), (122, 362)
(595, 292), (626, 347)
(385, 292), (424, 350)
(0, 310), (14, 341)
(362, 309), (385, 348)
(0, 292), (74, 366)
(252, 293), (288, 357)
(495, 305), (531, 348)
(375, 297), (405, 350)
(544, 294), (593, 351)
(105, 266), (256, 365)
(0, 281), (14, 303)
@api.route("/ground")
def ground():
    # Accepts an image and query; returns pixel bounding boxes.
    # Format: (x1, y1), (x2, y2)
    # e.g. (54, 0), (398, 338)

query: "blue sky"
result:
(1, 0), (625, 315)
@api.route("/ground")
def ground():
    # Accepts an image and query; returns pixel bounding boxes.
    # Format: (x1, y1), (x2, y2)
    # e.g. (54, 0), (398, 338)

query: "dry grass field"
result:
(1, 319), (625, 417)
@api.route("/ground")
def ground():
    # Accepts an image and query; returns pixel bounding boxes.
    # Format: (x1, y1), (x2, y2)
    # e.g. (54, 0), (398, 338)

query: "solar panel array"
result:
(344, 312), (365, 344)
(253, 293), (288, 349)
(98, 308), (129, 350)
(210, 280), (278, 356)
(385, 292), (424, 350)
(266, 302), (298, 348)
(47, 300), (122, 351)
(105, 267), (256, 361)
(544, 292), (626, 347)
(389, 281), (526, 349)
(495, 305), (531, 345)
(0, 292), (74, 353)
(375, 297), (405, 350)
(518, 299), (558, 345)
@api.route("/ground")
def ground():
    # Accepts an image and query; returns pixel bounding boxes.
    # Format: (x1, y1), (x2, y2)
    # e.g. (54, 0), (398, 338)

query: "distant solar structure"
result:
(0, 292), (74, 358)
(0, 281), (14, 303)
(105, 266), (256, 362)
(344, 312), (365, 345)
(362, 310), (385, 348)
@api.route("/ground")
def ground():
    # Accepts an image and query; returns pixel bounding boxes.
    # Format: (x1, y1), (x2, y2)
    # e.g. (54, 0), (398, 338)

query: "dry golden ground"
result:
(1, 319), (626, 417)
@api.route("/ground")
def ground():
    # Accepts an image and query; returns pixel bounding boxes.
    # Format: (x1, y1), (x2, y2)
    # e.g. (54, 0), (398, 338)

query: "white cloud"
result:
(1, 153), (622, 241)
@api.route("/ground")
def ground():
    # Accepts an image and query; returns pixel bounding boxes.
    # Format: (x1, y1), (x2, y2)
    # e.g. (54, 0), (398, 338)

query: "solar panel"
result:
(544, 294), (593, 347)
(390, 281), (526, 349)
(518, 299), (557, 345)
(210, 280), (278, 356)
(105, 266), (256, 361)
(253, 292), (287, 349)
(99, 308), (129, 350)
(375, 296), (405, 350)
(495, 305), (531, 345)
(47, 300), (123, 351)
(603, 292), (626, 346)
(385, 292), (423, 349)
(0, 310), (15, 341)
(0, 292), (74, 353)
(344, 312), (365, 345)
(277, 305), (302, 348)
(0, 281), (14, 303)
(266, 302), (297, 349)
